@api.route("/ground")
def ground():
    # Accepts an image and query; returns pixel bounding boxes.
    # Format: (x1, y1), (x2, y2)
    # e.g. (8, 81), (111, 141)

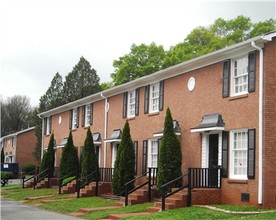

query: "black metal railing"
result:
(189, 168), (221, 188)
(76, 170), (99, 198)
(58, 172), (77, 194)
(98, 168), (114, 182)
(161, 172), (190, 211)
(33, 168), (50, 189)
(124, 167), (158, 206)
(22, 167), (39, 188)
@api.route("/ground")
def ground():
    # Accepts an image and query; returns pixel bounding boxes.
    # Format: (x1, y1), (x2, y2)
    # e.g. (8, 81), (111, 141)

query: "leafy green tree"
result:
(157, 108), (182, 194)
(59, 131), (79, 179)
(40, 133), (55, 177)
(100, 81), (114, 90)
(63, 57), (102, 103)
(39, 72), (64, 111)
(250, 19), (276, 37)
(111, 43), (166, 85)
(112, 121), (135, 195)
(81, 127), (99, 181)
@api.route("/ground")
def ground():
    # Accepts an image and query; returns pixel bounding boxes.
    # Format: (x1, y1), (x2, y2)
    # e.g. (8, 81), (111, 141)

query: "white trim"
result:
(104, 139), (121, 143)
(149, 83), (160, 113)
(191, 127), (225, 133)
(93, 141), (101, 145)
(148, 139), (158, 168)
(153, 132), (181, 137)
(127, 90), (136, 118)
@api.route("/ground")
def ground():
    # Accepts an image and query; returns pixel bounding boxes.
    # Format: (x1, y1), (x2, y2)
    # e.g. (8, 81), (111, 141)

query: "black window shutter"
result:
(142, 140), (148, 174)
(222, 60), (230, 98)
(248, 129), (256, 179)
(44, 118), (47, 135)
(248, 51), (256, 93)
(159, 80), (164, 111)
(81, 105), (85, 127)
(76, 107), (80, 128)
(69, 109), (73, 129)
(134, 141), (138, 175)
(135, 88), (140, 116)
(144, 85), (150, 114)
(122, 92), (127, 119)
(49, 116), (52, 134)
(221, 131), (229, 178)
(90, 103), (93, 125)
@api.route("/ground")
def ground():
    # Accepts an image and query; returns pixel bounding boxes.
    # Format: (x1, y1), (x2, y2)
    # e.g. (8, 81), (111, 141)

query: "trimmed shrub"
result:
(81, 127), (99, 182)
(40, 133), (55, 177)
(22, 163), (36, 174)
(59, 131), (79, 179)
(1, 171), (13, 180)
(157, 107), (183, 195)
(112, 121), (135, 196)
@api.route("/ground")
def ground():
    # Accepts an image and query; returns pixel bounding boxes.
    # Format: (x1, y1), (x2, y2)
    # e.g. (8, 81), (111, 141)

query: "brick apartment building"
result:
(0, 127), (37, 167)
(38, 31), (276, 208)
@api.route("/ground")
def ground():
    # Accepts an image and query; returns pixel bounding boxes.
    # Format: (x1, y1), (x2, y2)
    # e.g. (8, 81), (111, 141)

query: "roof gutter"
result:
(251, 41), (264, 205)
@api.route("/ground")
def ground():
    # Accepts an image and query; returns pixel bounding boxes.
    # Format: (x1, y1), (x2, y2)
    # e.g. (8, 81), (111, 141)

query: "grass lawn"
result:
(1, 184), (276, 220)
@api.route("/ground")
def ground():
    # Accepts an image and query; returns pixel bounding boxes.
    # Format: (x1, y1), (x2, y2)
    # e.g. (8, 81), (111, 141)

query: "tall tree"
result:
(112, 121), (135, 195)
(39, 72), (64, 111)
(63, 57), (102, 103)
(1, 95), (33, 136)
(111, 43), (166, 85)
(59, 131), (79, 179)
(40, 133), (55, 177)
(157, 108), (182, 194)
(81, 127), (98, 181)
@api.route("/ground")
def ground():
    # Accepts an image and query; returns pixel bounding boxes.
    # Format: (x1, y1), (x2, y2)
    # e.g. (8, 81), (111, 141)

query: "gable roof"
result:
(38, 31), (276, 118)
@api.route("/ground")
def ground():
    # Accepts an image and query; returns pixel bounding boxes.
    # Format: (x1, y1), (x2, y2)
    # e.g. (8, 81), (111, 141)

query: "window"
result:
(46, 117), (51, 135)
(85, 104), (91, 126)
(149, 83), (159, 113)
(72, 108), (78, 129)
(148, 139), (158, 168)
(230, 129), (248, 179)
(231, 56), (248, 96)
(12, 137), (16, 148)
(128, 90), (136, 117)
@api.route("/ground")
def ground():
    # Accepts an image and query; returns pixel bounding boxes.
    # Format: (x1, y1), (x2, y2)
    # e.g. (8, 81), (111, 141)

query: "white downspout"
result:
(251, 41), (263, 205)
(38, 115), (45, 161)
(101, 93), (109, 168)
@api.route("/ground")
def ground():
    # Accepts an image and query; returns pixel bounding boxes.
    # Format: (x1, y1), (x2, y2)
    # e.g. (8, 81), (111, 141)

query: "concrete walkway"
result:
(1, 197), (82, 220)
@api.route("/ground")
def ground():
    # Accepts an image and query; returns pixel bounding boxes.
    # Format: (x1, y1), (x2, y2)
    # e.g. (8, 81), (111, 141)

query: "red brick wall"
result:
(263, 39), (276, 208)
(16, 129), (37, 166)
(192, 188), (221, 205)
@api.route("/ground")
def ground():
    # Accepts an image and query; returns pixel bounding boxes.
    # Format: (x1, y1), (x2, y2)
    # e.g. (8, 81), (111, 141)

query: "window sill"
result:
(71, 128), (78, 132)
(227, 179), (248, 184)
(148, 111), (159, 117)
(127, 116), (135, 121)
(229, 93), (248, 101)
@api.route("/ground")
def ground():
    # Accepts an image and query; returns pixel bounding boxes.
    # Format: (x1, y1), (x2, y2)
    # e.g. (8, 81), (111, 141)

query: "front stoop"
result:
(116, 187), (155, 206)
(108, 212), (151, 219)
(23, 179), (34, 188)
(75, 182), (112, 198)
(61, 180), (77, 194)
(147, 188), (188, 212)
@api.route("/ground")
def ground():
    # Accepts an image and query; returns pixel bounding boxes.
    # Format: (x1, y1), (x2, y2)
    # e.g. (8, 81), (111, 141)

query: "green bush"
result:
(22, 163), (36, 174)
(62, 176), (76, 185)
(1, 171), (13, 180)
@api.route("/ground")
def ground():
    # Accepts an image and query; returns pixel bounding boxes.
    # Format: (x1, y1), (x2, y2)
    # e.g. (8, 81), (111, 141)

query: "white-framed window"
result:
(231, 56), (248, 96)
(46, 117), (51, 135)
(148, 139), (158, 168)
(72, 108), (78, 129)
(12, 137), (16, 148)
(149, 83), (159, 113)
(230, 129), (248, 179)
(85, 104), (91, 126)
(127, 90), (136, 118)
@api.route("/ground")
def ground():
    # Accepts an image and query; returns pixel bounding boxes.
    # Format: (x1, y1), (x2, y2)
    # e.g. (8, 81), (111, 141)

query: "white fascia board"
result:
(104, 139), (121, 143)
(191, 127), (225, 133)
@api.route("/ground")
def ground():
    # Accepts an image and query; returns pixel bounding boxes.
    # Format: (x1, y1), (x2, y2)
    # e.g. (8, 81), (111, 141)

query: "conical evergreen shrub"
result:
(157, 107), (182, 194)
(59, 131), (79, 179)
(81, 127), (99, 182)
(112, 121), (135, 195)
(40, 133), (55, 177)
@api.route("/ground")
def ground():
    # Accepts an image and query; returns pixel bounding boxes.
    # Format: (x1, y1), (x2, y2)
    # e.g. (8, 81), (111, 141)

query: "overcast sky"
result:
(0, 0), (275, 106)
